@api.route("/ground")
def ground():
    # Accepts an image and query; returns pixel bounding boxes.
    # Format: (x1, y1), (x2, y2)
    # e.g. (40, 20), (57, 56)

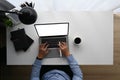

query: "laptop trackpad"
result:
(45, 48), (60, 58)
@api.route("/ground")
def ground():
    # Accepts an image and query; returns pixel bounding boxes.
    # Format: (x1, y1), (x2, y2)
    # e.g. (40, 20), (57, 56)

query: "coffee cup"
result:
(74, 37), (81, 44)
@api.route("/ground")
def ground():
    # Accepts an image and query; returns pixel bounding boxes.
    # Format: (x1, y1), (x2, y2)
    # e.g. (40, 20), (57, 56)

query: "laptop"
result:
(34, 22), (69, 58)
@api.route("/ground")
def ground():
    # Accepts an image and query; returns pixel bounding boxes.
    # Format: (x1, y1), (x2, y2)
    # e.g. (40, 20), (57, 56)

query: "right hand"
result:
(58, 42), (70, 57)
(37, 43), (49, 59)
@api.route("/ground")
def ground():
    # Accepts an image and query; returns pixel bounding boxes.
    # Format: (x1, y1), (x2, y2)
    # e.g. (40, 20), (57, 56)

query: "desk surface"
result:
(7, 11), (113, 65)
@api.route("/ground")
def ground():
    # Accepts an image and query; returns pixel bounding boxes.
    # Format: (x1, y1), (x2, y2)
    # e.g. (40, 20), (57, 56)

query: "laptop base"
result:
(45, 48), (61, 58)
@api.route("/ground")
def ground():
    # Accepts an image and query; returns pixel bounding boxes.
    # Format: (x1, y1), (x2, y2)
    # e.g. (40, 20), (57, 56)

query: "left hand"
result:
(58, 42), (70, 57)
(37, 43), (49, 59)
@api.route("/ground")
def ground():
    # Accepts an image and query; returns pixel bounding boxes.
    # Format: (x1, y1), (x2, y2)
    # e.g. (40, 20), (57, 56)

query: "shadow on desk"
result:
(40, 65), (73, 79)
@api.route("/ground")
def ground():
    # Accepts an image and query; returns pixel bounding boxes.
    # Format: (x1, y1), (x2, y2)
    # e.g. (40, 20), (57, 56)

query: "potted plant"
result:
(0, 14), (13, 27)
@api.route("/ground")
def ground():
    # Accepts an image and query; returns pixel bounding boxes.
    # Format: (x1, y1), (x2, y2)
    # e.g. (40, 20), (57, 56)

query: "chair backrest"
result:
(40, 65), (73, 80)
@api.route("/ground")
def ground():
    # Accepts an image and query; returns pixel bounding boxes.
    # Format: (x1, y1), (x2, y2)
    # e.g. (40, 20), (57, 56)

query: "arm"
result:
(58, 42), (83, 80)
(67, 55), (83, 80)
(30, 43), (49, 80)
(30, 59), (42, 80)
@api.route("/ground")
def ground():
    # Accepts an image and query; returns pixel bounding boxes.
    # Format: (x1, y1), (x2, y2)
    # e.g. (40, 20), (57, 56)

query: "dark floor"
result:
(0, 46), (32, 80)
(0, 24), (6, 66)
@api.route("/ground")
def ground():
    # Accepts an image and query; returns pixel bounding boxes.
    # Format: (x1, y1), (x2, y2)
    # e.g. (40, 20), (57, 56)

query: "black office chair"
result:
(40, 65), (73, 80)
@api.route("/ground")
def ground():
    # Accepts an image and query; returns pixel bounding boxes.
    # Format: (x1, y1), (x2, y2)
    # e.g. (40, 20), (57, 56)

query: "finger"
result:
(43, 42), (47, 45)
(39, 44), (43, 48)
(46, 49), (49, 53)
(60, 42), (64, 47)
(58, 42), (63, 49)
(43, 42), (47, 48)
(45, 44), (49, 50)
(58, 42), (60, 46)
(59, 41), (63, 45)
(61, 42), (66, 45)
(58, 42), (61, 46)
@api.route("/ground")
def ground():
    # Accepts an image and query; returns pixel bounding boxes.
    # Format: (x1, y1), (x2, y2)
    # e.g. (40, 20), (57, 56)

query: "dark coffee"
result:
(74, 37), (81, 44)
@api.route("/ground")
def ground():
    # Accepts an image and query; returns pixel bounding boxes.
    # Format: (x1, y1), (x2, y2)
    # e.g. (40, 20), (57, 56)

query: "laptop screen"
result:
(35, 23), (69, 37)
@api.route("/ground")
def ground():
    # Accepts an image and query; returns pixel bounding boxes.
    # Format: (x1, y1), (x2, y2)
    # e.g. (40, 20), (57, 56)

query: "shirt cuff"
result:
(36, 57), (43, 60)
(66, 54), (77, 64)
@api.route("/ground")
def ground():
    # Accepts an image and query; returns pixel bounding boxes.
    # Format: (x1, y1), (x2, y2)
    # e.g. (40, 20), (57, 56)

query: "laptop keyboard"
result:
(41, 37), (66, 48)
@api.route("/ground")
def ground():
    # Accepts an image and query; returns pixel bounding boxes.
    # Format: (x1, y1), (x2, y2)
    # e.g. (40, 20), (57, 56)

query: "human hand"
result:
(58, 42), (70, 57)
(37, 43), (49, 59)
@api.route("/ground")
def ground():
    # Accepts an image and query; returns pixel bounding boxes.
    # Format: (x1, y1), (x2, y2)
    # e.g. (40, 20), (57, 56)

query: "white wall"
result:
(7, 0), (120, 11)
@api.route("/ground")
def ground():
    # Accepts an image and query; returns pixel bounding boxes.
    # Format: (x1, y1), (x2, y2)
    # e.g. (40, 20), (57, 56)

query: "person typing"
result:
(30, 42), (83, 80)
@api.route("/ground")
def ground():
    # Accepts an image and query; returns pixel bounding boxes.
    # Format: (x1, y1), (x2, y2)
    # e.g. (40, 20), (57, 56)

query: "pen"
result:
(59, 42), (62, 57)
(59, 49), (62, 57)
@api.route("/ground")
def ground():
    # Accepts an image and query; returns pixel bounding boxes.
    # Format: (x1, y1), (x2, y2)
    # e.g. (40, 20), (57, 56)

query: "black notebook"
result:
(10, 28), (34, 51)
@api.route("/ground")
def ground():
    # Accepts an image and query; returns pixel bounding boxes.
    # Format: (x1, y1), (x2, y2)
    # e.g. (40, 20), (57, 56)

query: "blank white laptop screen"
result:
(35, 23), (68, 37)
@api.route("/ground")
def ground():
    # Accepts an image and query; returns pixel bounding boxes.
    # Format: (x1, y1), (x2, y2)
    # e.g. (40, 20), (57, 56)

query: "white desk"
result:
(7, 11), (113, 65)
